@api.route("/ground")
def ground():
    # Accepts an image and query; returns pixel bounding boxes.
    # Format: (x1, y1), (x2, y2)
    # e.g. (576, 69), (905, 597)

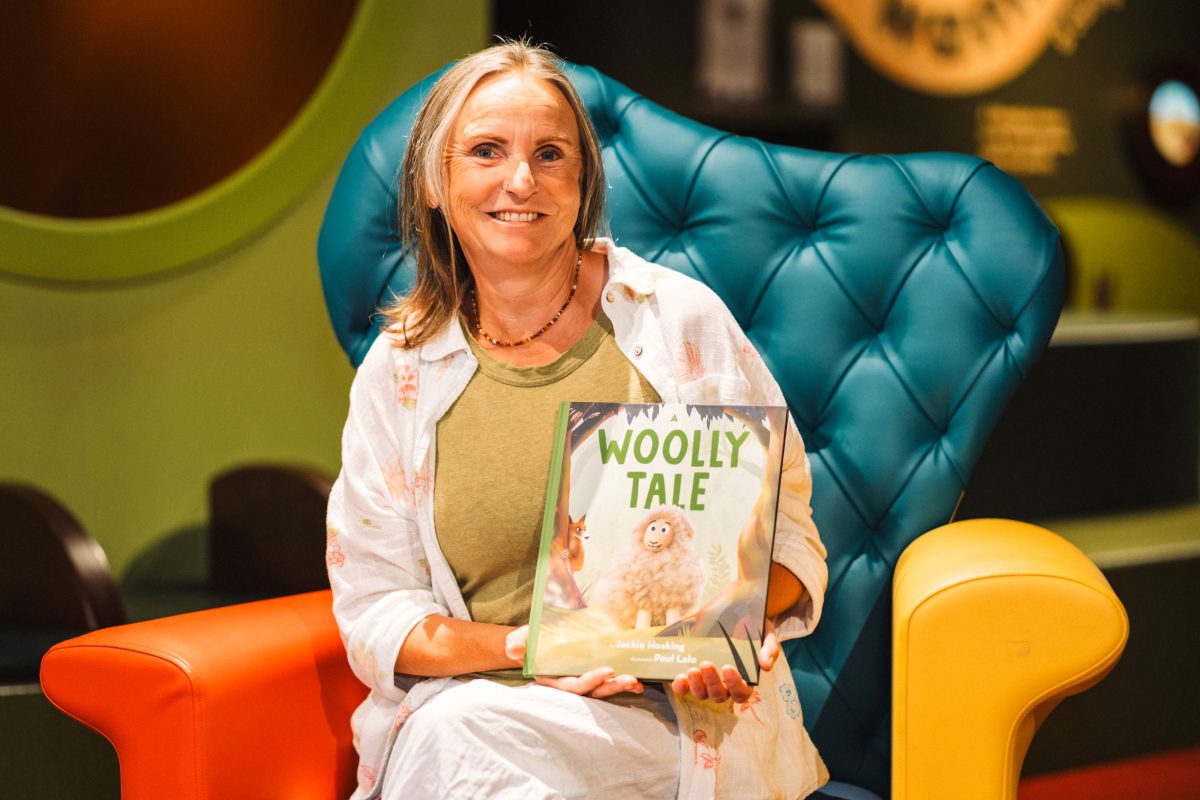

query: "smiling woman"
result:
(325, 40), (827, 800)
(0, 0), (412, 281)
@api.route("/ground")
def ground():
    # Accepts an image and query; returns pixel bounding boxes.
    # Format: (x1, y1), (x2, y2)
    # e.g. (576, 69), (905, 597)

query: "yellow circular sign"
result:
(816, 0), (1105, 96)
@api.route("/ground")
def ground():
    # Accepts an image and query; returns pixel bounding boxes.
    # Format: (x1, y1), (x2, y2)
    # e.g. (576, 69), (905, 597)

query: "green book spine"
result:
(524, 400), (571, 677)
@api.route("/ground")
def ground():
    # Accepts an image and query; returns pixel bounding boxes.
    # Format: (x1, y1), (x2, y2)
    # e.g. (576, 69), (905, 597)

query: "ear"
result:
(425, 176), (440, 209)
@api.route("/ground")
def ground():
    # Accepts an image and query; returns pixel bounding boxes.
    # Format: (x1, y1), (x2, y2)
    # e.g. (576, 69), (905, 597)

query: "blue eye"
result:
(474, 145), (497, 159)
(537, 148), (561, 162)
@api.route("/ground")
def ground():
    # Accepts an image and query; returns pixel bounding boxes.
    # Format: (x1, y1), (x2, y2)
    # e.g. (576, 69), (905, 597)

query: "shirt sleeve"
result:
(728, 311), (828, 640)
(326, 338), (448, 700)
(768, 412), (828, 639)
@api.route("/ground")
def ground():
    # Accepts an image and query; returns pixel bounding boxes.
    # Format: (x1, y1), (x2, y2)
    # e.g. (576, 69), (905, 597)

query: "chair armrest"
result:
(40, 590), (366, 800)
(892, 519), (1128, 800)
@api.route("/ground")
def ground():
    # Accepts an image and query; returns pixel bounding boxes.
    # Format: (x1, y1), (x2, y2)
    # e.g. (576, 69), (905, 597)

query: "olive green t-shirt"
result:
(434, 312), (660, 632)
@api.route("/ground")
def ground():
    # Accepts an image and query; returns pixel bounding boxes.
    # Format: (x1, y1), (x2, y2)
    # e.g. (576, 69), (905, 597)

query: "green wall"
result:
(1046, 195), (1200, 315)
(0, 2), (487, 576)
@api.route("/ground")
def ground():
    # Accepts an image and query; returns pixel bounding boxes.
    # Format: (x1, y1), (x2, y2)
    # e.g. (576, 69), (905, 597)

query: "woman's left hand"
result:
(506, 625), (644, 698)
(670, 619), (779, 704)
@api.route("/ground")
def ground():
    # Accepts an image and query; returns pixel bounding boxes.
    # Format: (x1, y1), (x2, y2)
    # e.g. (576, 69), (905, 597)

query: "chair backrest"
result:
(318, 65), (1064, 794)
(0, 482), (125, 680)
(0, 482), (125, 631)
(209, 463), (334, 595)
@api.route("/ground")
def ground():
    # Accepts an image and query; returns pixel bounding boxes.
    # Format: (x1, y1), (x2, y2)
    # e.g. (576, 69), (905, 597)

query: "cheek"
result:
(446, 163), (494, 205)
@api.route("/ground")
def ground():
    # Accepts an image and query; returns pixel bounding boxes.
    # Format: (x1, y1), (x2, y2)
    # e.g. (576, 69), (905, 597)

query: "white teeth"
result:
(493, 211), (539, 222)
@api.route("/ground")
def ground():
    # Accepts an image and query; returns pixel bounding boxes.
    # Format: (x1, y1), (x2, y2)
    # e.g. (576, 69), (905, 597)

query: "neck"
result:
(468, 243), (581, 342)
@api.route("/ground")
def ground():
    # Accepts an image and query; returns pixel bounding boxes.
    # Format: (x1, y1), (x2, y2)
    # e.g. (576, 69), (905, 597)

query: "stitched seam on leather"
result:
(747, 234), (808, 331)
(52, 641), (204, 798)
(812, 335), (874, 437)
(815, 153), (862, 220)
(876, 438), (965, 526)
(809, 447), (873, 536)
(878, 235), (936, 325)
(683, 133), (733, 222)
(942, 335), (1008, 428)
(882, 155), (945, 228)
(803, 592), (893, 765)
(610, 88), (644, 130)
(939, 230), (1008, 332)
(610, 142), (674, 234)
(1006, 253), (1063, 375)
(756, 141), (810, 226)
(947, 158), (992, 218)
(743, 141), (818, 322)
(810, 236), (878, 337)
(876, 337), (942, 435)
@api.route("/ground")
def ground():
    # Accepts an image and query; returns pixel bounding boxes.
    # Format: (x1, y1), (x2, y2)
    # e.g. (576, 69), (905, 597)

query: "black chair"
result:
(0, 482), (124, 682)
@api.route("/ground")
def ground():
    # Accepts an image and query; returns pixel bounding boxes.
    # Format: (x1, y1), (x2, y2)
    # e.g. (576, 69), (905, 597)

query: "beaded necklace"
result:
(469, 250), (582, 348)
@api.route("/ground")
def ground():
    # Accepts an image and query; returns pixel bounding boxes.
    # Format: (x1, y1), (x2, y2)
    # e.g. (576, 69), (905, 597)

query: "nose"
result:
(505, 159), (536, 199)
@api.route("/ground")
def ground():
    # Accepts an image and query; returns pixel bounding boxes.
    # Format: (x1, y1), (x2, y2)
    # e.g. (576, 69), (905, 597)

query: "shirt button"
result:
(605, 291), (616, 303)
(633, 345), (643, 357)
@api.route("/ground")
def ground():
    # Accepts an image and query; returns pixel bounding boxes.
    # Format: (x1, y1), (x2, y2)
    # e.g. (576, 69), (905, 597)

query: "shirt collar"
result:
(418, 312), (472, 362)
(597, 238), (658, 297)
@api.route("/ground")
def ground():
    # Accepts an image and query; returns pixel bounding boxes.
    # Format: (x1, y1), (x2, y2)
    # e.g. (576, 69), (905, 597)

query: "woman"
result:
(327, 41), (830, 799)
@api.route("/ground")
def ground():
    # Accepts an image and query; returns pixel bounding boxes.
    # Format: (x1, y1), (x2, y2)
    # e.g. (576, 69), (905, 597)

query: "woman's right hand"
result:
(506, 625), (644, 698)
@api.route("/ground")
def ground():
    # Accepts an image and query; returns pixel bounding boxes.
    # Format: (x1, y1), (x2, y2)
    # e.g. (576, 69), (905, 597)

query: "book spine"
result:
(523, 400), (572, 677)
(758, 407), (788, 683)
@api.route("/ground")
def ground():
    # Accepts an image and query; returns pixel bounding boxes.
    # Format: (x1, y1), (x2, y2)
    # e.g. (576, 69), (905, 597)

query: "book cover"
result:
(525, 402), (788, 683)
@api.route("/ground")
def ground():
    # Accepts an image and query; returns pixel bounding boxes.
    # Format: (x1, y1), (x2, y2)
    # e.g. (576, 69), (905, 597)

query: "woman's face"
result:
(442, 71), (583, 271)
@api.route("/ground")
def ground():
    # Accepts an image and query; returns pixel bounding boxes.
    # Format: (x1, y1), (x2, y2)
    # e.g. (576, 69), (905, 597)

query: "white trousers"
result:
(380, 678), (680, 800)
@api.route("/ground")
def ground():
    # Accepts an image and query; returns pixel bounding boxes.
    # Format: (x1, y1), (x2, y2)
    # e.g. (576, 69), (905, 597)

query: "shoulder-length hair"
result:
(384, 40), (607, 348)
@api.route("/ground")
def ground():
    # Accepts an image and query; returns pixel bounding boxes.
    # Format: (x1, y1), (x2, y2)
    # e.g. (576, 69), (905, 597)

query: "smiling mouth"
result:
(490, 211), (541, 222)
(646, 542), (661, 551)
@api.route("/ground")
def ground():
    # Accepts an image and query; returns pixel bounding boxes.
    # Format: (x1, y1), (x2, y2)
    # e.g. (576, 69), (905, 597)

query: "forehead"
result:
(453, 71), (579, 139)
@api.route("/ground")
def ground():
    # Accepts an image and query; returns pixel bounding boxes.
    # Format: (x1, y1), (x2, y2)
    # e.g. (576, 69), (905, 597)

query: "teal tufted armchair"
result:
(42, 65), (1126, 800)
(317, 64), (1128, 799)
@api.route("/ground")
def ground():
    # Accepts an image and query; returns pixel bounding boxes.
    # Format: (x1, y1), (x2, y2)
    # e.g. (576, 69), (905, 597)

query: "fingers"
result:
(536, 668), (643, 698)
(758, 618), (781, 671)
(722, 665), (753, 704)
(758, 630), (780, 671)
(590, 673), (644, 699)
(503, 625), (529, 663)
(671, 663), (752, 704)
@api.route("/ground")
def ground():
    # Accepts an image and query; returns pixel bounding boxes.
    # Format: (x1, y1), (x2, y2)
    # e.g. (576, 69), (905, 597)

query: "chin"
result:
(476, 239), (563, 266)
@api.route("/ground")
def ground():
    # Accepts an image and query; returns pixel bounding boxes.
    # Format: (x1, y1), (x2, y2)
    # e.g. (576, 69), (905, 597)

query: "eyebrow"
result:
(457, 127), (577, 147)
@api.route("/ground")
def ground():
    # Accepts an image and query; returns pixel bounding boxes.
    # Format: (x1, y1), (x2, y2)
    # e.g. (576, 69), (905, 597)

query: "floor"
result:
(1020, 745), (1200, 800)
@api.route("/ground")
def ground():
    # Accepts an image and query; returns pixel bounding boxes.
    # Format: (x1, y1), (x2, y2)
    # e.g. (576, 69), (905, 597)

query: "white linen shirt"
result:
(327, 240), (829, 799)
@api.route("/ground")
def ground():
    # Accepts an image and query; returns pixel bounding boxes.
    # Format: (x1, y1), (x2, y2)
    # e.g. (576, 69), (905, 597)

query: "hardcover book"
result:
(525, 402), (788, 683)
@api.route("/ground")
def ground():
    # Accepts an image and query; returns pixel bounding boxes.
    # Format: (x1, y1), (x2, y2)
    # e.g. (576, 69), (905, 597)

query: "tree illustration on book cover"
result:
(525, 402), (788, 683)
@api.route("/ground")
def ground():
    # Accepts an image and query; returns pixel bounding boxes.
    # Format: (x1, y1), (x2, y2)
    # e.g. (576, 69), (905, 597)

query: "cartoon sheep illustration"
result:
(590, 505), (705, 629)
